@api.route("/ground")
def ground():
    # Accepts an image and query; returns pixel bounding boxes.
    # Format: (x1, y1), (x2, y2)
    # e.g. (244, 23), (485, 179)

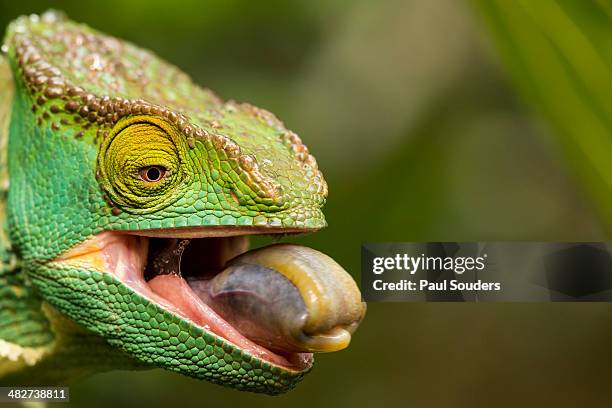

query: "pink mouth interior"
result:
(90, 231), (312, 371)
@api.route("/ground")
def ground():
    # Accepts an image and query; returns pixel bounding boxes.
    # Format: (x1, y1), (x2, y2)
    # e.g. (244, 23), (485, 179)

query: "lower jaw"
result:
(55, 230), (313, 372)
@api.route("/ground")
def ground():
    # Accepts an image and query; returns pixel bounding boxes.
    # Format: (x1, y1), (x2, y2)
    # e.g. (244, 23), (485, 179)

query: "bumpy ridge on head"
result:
(3, 11), (327, 207)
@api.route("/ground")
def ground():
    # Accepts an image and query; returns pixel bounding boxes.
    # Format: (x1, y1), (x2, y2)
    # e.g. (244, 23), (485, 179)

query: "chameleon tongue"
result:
(189, 244), (366, 353)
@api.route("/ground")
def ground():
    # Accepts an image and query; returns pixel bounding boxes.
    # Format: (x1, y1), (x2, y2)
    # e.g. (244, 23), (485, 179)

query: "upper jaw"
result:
(119, 225), (320, 239)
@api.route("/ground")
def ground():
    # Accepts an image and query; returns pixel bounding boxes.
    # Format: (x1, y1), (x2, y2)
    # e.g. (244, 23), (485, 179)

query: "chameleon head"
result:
(2, 12), (365, 394)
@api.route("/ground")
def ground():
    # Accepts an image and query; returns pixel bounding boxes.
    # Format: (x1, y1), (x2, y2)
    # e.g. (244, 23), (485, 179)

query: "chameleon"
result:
(0, 11), (365, 395)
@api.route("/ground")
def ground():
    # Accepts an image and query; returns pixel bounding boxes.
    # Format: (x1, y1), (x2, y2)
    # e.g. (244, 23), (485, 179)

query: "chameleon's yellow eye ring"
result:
(97, 115), (189, 214)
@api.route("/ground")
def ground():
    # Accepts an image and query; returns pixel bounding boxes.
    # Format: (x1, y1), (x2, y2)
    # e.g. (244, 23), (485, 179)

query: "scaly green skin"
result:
(0, 11), (328, 394)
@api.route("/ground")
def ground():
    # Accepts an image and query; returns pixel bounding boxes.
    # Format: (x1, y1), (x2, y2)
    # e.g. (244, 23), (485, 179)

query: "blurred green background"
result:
(3, 0), (612, 407)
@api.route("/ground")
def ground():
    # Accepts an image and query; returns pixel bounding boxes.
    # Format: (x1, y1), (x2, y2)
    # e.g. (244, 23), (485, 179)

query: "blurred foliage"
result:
(475, 0), (612, 232)
(1, 0), (612, 407)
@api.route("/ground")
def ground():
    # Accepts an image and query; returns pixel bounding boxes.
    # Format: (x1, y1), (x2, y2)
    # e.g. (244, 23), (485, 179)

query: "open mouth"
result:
(56, 227), (366, 372)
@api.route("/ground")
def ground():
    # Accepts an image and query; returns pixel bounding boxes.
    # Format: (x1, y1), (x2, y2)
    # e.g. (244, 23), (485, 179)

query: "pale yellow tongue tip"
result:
(300, 327), (353, 352)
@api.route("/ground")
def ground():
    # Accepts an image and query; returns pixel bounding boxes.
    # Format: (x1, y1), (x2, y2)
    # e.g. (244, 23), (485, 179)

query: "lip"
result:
(121, 225), (320, 238)
(53, 227), (322, 372)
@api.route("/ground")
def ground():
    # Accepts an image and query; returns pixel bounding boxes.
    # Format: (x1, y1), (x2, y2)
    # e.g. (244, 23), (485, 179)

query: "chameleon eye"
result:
(97, 115), (188, 214)
(139, 166), (167, 183)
